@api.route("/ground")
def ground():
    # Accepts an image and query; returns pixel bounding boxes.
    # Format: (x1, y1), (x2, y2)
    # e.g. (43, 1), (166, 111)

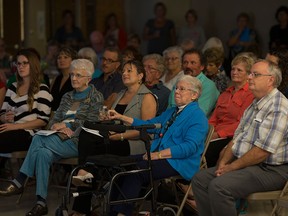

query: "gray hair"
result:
(177, 75), (202, 98)
(163, 46), (184, 59)
(70, 59), (94, 77)
(256, 59), (282, 88)
(142, 54), (166, 77)
(78, 47), (98, 66)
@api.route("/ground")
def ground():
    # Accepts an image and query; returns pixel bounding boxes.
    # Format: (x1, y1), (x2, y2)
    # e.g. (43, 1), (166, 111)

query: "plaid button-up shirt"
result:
(232, 88), (288, 165)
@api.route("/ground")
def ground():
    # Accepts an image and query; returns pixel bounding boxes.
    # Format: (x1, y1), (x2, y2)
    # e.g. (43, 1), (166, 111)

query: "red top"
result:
(209, 82), (254, 138)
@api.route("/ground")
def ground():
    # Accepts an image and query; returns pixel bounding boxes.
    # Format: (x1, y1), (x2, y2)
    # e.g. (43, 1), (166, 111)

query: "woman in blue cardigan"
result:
(108, 74), (208, 216)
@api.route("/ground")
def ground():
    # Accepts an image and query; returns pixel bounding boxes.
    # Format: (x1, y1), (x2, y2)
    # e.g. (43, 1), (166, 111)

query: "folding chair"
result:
(241, 181), (288, 216)
(157, 124), (214, 216)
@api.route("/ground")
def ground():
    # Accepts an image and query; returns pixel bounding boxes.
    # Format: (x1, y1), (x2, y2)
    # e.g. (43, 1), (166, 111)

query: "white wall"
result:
(125, 0), (288, 57)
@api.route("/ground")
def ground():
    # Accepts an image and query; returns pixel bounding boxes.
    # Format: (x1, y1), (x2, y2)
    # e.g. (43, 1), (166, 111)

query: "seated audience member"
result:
(265, 48), (288, 97)
(89, 30), (105, 68)
(178, 9), (206, 49)
(160, 46), (184, 90)
(127, 33), (141, 51)
(169, 48), (219, 117)
(106, 75), (208, 216)
(192, 60), (288, 216)
(90, 47), (125, 108)
(269, 6), (288, 50)
(143, 53), (171, 116)
(50, 46), (78, 111)
(42, 40), (60, 82)
(206, 53), (255, 167)
(78, 47), (101, 79)
(54, 10), (84, 50)
(0, 48), (52, 153)
(0, 38), (12, 83)
(204, 47), (230, 93)
(0, 59), (104, 216)
(180, 38), (195, 52)
(104, 13), (127, 50)
(122, 46), (142, 63)
(0, 81), (5, 108)
(70, 60), (157, 215)
(202, 37), (224, 54)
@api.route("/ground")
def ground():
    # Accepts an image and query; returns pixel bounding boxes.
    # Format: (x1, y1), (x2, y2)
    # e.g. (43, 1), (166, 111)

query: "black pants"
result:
(0, 130), (32, 153)
(205, 137), (232, 167)
(72, 129), (130, 215)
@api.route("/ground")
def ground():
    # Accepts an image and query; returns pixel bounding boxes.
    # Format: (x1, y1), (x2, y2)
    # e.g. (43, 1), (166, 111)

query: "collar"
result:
(253, 88), (278, 110)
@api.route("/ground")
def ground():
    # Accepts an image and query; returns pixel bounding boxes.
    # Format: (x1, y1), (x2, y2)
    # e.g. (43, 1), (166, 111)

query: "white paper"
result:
(36, 130), (58, 136)
(82, 127), (103, 137)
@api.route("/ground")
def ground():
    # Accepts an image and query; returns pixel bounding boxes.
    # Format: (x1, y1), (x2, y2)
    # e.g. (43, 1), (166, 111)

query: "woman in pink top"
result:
(206, 52), (256, 167)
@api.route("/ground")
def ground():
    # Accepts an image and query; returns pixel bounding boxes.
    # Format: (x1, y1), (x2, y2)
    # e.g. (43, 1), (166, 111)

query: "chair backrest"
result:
(200, 124), (214, 169)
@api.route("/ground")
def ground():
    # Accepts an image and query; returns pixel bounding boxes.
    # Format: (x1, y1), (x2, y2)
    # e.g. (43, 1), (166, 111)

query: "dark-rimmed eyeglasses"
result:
(16, 61), (29, 67)
(101, 57), (119, 64)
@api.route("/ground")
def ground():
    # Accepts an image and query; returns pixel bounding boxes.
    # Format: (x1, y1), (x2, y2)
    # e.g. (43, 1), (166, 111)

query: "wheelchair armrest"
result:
(86, 154), (137, 167)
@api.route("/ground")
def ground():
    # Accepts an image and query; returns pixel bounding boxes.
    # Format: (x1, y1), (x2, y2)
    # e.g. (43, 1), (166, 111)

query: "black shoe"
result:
(0, 181), (23, 196)
(26, 204), (48, 216)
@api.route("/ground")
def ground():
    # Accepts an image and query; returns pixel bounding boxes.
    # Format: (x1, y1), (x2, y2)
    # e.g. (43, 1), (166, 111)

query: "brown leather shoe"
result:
(26, 204), (48, 216)
(0, 181), (23, 196)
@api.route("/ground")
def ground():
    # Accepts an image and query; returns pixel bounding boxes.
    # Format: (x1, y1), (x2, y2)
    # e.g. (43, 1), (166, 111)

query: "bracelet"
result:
(120, 133), (124, 141)
(158, 152), (162, 159)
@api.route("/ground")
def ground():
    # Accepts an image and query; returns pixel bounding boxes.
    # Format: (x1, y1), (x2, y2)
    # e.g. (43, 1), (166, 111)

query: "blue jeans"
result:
(20, 134), (78, 198)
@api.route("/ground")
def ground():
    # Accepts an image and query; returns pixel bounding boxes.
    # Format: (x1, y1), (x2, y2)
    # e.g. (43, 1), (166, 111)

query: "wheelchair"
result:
(55, 121), (177, 216)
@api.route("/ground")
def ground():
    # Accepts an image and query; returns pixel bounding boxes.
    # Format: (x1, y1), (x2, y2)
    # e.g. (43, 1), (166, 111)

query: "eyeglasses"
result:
(144, 65), (158, 72)
(16, 61), (29, 67)
(175, 86), (193, 92)
(101, 57), (119, 64)
(69, 73), (91, 79)
(165, 57), (179, 62)
(248, 72), (272, 78)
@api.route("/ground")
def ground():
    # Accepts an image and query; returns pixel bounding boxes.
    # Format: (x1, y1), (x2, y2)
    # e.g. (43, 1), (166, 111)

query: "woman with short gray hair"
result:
(161, 46), (184, 90)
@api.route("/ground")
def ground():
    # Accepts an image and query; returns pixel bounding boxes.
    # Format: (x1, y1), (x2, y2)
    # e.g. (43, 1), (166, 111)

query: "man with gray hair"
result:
(143, 53), (170, 115)
(192, 59), (288, 216)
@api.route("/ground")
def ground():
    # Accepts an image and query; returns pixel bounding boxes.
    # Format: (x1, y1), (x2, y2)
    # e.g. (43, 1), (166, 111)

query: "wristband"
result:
(120, 133), (124, 141)
(158, 152), (162, 159)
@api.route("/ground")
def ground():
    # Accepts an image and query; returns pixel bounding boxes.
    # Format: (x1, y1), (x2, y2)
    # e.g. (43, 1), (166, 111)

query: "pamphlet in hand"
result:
(36, 130), (58, 136)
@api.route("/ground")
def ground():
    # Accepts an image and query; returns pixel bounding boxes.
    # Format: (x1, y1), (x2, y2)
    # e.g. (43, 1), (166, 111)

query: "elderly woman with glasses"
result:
(0, 48), (52, 154)
(107, 75), (208, 216)
(0, 59), (104, 216)
(161, 46), (184, 90)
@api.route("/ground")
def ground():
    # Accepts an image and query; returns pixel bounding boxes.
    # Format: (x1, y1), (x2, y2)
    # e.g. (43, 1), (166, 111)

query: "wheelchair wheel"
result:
(55, 206), (69, 216)
(157, 206), (177, 216)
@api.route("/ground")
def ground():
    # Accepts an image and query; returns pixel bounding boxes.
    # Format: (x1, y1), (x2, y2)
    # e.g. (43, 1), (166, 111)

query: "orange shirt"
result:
(209, 82), (254, 138)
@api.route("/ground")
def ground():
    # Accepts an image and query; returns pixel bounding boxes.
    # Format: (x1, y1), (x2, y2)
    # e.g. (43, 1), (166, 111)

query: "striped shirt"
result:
(232, 88), (288, 165)
(0, 82), (53, 135)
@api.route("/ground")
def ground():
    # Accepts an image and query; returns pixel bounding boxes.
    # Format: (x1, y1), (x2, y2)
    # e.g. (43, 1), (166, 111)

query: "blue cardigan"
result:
(132, 101), (208, 180)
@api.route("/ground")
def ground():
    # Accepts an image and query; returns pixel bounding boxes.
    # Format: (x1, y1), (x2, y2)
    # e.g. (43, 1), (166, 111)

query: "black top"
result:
(50, 74), (73, 111)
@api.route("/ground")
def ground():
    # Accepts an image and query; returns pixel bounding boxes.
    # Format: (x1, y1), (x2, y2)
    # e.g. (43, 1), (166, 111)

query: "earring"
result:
(138, 80), (141, 84)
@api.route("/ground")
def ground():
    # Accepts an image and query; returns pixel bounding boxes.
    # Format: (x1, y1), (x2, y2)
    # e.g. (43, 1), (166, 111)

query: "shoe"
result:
(72, 172), (94, 187)
(26, 204), (48, 216)
(0, 181), (23, 196)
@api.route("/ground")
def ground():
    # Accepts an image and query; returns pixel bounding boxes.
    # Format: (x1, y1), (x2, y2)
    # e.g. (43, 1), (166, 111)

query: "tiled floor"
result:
(0, 182), (287, 216)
